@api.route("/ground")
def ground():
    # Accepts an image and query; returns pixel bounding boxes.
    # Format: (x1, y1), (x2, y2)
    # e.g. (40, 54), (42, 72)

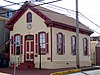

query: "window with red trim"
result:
(15, 35), (21, 55)
(39, 32), (46, 54)
(57, 33), (65, 55)
(71, 35), (76, 55)
(83, 38), (88, 55)
(27, 12), (32, 23)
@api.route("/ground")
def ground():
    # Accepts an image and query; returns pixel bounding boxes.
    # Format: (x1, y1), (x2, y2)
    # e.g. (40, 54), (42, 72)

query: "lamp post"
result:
(39, 45), (41, 70)
(14, 42), (19, 75)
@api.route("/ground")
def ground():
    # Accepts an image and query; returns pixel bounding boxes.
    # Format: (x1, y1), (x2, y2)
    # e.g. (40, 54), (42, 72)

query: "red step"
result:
(18, 61), (34, 70)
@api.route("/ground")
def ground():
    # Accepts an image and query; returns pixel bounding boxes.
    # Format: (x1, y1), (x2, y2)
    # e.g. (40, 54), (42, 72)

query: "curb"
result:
(50, 69), (81, 75)
(50, 66), (100, 75)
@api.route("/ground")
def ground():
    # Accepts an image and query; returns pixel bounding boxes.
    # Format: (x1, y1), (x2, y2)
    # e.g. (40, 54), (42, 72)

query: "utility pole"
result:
(76, 0), (80, 68)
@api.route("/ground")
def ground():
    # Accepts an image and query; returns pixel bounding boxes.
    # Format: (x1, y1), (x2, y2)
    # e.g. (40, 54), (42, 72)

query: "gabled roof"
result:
(6, 1), (93, 35)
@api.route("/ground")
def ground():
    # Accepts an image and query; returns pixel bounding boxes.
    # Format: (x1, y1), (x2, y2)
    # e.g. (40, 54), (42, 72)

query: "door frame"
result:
(24, 34), (34, 62)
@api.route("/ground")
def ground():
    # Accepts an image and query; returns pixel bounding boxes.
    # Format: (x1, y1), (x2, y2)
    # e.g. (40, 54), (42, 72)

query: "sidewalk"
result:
(0, 66), (99, 75)
(0, 68), (69, 75)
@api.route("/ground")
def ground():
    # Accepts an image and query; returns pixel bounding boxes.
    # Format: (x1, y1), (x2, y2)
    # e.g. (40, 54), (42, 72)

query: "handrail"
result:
(0, 39), (11, 53)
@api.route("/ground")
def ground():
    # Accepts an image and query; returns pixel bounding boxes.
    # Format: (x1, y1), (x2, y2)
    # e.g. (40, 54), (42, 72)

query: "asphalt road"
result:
(67, 69), (100, 75)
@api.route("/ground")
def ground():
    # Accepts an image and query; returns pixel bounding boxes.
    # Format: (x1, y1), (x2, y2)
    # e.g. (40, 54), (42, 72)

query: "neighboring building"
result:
(90, 36), (100, 66)
(0, 16), (9, 53)
(0, 7), (15, 56)
(0, 7), (15, 18)
(6, 1), (93, 69)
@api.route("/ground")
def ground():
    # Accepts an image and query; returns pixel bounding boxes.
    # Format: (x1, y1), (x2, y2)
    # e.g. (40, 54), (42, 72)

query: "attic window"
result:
(27, 12), (32, 23)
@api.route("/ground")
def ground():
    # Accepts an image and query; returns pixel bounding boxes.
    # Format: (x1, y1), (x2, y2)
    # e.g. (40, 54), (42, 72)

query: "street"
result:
(67, 69), (100, 75)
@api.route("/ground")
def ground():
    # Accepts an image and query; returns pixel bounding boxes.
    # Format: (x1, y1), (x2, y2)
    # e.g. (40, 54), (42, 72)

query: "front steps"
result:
(17, 61), (34, 69)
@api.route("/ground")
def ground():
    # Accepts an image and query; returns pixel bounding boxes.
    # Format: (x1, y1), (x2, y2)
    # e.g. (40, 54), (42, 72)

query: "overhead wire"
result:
(1, 0), (100, 34)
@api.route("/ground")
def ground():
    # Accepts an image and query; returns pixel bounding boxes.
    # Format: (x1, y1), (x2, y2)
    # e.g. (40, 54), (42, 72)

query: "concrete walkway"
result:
(0, 68), (68, 75)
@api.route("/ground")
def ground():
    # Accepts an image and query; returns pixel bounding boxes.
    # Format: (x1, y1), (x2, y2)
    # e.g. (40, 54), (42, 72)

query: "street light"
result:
(14, 42), (19, 75)
(39, 45), (41, 70)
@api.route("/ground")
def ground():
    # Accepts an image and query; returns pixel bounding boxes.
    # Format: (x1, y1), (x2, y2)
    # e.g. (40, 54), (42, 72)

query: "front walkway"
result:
(0, 68), (68, 75)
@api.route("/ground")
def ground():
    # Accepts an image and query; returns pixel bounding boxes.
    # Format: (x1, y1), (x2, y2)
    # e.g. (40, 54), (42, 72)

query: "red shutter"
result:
(11, 36), (13, 54)
(71, 36), (73, 54)
(83, 38), (84, 55)
(20, 35), (23, 54)
(31, 41), (34, 51)
(21, 35), (23, 44)
(63, 35), (65, 54)
(86, 39), (88, 55)
(38, 34), (40, 54)
(46, 33), (49, 53)
(57, 34), (58, 53)
(11, 36), (13, 45)
(11, 46), (13, 54)
(75, 36), (76, 55)
(14, 35), (15, 55)
(35, 34), (38, 53)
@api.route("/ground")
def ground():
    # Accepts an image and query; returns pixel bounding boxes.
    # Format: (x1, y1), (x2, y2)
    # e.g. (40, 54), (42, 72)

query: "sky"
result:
(0, 0), (100, 36)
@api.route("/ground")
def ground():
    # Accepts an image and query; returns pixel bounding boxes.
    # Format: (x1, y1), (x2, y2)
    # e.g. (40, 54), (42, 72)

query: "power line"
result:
(0, 0), (62, 15)
(0, 2), (24, 8)
(3, 0), (24, 5)
(2, 0), (100, 34)
(79, 12), (100, 28)
(40, 1), (100, 30)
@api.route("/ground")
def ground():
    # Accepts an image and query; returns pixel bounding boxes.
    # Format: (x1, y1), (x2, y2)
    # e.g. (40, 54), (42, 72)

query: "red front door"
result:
(26, 40), (34, 61)
(25, 35), (34, 62)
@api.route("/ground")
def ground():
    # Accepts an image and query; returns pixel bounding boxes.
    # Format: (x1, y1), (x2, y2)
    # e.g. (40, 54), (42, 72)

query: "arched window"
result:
(71, 35), (76, 55)
(57, 33), (65, 55)
(15, 34), (21, 55)
(83, 38), (88, 55)
(27, 12), (32, 23)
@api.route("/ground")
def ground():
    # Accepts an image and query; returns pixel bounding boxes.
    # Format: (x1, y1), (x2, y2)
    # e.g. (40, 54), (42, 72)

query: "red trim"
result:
(27, 12), (32, 23)
(21, 35), (23, 54)
(52, 21), (93, 35)
(38, 34), (40, 54)
(50, 25), (52, 62)
(27, 42), (29, 52)
(21, 45), (23, 54)
(31, 41), (34, 51)
(6, 3), (51, 31)
(38, 32), (47, 55)
(14, 35), (15, 55)
(35, 34), (38, 53)
(11, 36), (13, 54)
(71, 35), (76, 55)
(11, 36), (13, 45)
(5, 3), (93, 36)
(46, 33), (49, 53)
(6, 3), (28, 25)
(21, 35), (23, 44)
(24, 37), (26, 62)
(57, 32), (64, 55)
(11, 46), (13, 54)
(57, 34), (58, 53)
(63, 35), (65, 54)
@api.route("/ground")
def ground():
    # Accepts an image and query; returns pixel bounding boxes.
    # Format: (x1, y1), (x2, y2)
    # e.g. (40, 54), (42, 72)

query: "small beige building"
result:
(90, 36), (100, 65)
(6, 1), (93, 69)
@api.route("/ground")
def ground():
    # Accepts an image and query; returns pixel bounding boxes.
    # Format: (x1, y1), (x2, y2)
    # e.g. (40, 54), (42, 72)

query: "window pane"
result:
(39, 33), (46, 54)
(27, 12), (32, 23)
(15, 35), (20, 44)
(71, 36), (76, 55)
(16, 46), (20, 55)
